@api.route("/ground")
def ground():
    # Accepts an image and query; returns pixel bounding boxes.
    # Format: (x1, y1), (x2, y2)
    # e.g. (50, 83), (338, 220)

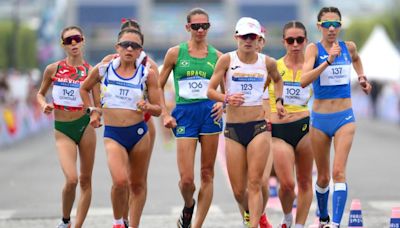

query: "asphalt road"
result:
(0, 118), (399, 227)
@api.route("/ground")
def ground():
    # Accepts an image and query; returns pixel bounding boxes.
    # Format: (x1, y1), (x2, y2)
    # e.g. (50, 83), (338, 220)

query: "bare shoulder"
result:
(265, 55), (277, 68)
(345, 41), (357, 52)
(44, 61), (59, 75)
(147, 57), (159, 69)
(101, 54), (115, 63)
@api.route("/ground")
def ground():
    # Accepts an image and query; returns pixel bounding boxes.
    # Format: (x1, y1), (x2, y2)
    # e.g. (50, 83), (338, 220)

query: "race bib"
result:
(178, 76), (209, 99)
(52, 82), (82, 107)
(320, 65), (351, 86)
(283, 82), (310, 106)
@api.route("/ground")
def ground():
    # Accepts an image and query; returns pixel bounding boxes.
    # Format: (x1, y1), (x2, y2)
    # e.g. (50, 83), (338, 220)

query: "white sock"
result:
(294, 224), (304, 228)
(113, 218), (124, 225)
(283, 213), (293, 225)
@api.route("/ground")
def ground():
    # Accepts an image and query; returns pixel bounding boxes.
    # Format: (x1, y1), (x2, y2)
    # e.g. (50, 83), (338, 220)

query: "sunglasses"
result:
(62, 35), (83, 45)
(118, 41), (142, 49)
(190, 23), (210, 30)
(238, 33), (259, 41)
(285, 36), (305, 45)
(318, 20), (342, 29)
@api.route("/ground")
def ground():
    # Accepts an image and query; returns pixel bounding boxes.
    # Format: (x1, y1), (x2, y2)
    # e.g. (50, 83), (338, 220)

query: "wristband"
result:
(223, 95), (229, 108)
(358, 75), (367, 82)
(86, 107), (102, 115)
(275, 97), (284, 105)
(326, 59), (332, 65)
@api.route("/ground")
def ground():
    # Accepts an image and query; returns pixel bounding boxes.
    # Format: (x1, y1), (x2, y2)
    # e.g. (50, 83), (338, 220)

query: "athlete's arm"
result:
(159, 46), (178, 128)
(215, 50), (226, 94)
(140, 68), (162, 116)
(207, 53), (229, 103)
(301, 43), (323, 87)
(266, 56), (285, 118)
(346, 41), (371, 95)
(37, 62), (57, 114)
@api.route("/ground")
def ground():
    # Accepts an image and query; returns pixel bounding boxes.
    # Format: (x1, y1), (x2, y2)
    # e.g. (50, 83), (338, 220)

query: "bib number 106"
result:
(189, 82), (203, 89)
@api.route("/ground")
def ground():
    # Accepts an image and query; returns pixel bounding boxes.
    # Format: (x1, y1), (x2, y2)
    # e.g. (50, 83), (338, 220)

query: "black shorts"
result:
(224, 120), (269, 147)
(272, 116), (310, 149)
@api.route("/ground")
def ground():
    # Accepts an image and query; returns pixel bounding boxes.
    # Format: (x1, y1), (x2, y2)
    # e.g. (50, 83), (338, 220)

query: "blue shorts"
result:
(311, 108), (355, 137)
(104, 121), (148, 152)
(172, 100), (223, 138)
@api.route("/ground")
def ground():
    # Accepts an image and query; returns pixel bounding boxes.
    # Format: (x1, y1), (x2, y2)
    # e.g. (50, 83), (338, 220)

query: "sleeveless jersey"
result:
(313, 41), (352, 99)
(269, 57), (311, 113)
(225, 51), (267, 106)
(52, 59), (90, 111)
(173, 42), (218, 104)
(100, 57), (148, 110)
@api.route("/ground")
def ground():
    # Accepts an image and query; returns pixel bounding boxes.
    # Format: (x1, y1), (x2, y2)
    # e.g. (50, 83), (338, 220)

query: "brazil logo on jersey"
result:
(176, 126), (185, 134)
(179, 60), (190, 67)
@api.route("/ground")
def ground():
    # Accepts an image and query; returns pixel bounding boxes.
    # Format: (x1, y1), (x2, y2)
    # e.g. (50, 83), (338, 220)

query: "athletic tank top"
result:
(269, 57), (311, 113)
(313, 41), (352, 99)
(173, 42), (218, 104)
(225, 51), (267, 106)
(100, 57), (148, 110)
(52, 59), (90, 111)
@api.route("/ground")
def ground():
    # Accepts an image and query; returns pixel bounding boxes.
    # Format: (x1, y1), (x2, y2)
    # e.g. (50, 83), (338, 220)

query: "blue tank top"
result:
(313, 41), (352, 99)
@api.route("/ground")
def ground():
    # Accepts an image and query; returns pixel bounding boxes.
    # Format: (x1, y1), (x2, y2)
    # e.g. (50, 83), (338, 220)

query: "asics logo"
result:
(302, 124), (308, 131)
(345, 115), (353, 121)
(230, 66), (241, 70)
(319, 55), (329, 60)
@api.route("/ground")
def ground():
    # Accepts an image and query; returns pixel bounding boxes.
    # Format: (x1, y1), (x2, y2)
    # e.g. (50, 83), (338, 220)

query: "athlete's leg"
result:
(272, 138), (295, 226)
(331, 123), (355, 226)
(122, 119), (155, 224)
(74, 126), (96, 227)
(247, 132), (269, 228)
(294, 133), (313, 225)
(104, 138), (130, 222)
(310, 127), (332, 221)
(55, 131), (79, 223)
(225, 138), (248, 218)
(177, 138), (198, 207)
(128, 133), (152, 227)
(191, 134), (219, 228)
(261, 132), (273, 212)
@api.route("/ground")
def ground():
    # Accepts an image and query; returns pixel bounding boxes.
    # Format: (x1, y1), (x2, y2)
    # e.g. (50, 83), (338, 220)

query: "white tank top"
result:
(225, 51), (267, 106)
(100, 57), (148, 110)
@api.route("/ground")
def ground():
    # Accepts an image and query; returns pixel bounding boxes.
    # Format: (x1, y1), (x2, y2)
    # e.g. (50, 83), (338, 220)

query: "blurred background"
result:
(0, 0), (399, 150)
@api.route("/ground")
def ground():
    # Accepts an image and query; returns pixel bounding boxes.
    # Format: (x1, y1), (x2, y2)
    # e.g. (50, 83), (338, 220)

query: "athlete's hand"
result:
(276, 102), (286, 119)
(211, 102), (224, 122)
(89, 112), (102, 128)
(163, 114), (177, 129)
(137, 100), (149, 112)
(228, 93), (245, 107)
(327, 42), (341, 63)
(42, 103), (54, 114)
(358, 75), (372, 95)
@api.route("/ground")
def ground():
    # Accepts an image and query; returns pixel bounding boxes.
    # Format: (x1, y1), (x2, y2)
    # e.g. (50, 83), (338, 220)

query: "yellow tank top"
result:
(268, 57), (311, 113)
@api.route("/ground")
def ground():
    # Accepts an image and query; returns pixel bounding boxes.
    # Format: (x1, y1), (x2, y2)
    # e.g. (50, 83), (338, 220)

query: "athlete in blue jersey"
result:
(301, 6), (372, 228)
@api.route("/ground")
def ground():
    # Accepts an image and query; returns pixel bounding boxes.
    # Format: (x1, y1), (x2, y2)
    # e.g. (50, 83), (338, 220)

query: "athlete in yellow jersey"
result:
(268, 21), (314, 228)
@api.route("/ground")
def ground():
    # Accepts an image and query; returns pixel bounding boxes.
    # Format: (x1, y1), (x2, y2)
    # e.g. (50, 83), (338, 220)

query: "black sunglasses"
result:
(238, 33), (259, 41)
(62, 35), (83, 45)
(190, 23), (210, 30)
(284, 36), (305, 45)
(118, 41), (142, 49)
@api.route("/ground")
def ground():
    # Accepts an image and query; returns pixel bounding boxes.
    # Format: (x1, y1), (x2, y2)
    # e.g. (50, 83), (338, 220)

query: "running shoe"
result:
(177, 199), (196, 228)
(319, 216), (330, 228)
(243, 211), (250, 227)
(259, 213), (273, 228)
(112, 224), (125, 228)
(56, 221), (71, 228)
(123, 219), (129, 228)
(277, 217), (292, 228)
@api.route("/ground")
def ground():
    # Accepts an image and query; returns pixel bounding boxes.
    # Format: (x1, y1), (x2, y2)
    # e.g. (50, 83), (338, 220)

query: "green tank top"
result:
(173, 42), (218, 104)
